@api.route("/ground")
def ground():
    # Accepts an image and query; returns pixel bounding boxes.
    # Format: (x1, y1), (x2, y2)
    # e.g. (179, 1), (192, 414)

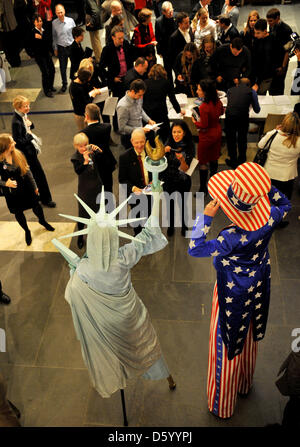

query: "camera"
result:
(284, 32), (300, 58)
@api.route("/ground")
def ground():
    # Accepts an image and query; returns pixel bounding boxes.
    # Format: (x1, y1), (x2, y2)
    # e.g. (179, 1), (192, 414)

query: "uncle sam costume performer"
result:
(188, 162), (291, 418)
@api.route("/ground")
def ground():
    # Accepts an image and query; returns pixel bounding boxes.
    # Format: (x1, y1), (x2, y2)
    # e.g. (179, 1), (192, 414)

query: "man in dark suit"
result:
(124, 57), (148, 90)
(31, 14), (55, 98)
(100, 25), (134, 98)
(218, 15), (239, 44)
(82, 104), (117, 193)
(189, 0), (213, 20)
(119, 128), (152, 235)
(168, 12), (194, 70)
(70, 26), (85, 80)
(99, 25), (134, 129)
(155, 1), (177, 80)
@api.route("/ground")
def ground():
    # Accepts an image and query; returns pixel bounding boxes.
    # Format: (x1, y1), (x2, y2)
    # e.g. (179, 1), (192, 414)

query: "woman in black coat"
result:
(69, 67), (102, 131)
(0, 133), (54, 245)
(174, 42), (199, 97)
(160, 120), (195, 237)
(71, 132), (103, 249)
(143, 64), (185, 144)
(11, 95), (55, 207)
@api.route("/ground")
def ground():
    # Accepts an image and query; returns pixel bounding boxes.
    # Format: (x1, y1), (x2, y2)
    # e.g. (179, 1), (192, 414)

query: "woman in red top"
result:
(133, 8), (157, 57)
(192, 79), (224, 194)
(35, 0), (53, 21)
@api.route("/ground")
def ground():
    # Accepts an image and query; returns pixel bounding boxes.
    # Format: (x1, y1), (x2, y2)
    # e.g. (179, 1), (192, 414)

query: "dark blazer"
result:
(85, 0), (102, 31)
(69, 81), (92, 116)
(155, 14), (177, 56)
(119, 148), (152, 196)
(168, 28), (194, 67)
(99, 40), (134, 89)
(12, 112), (36, 160)
(31, 27), (52, 59)
(11, 112), (52, 203)
(70, 40), (85, 80)
(219, 24), (240, 44)
(124, 67), (145, 90)
(143, 77), (181, 120)
(81, 122), (117, 174)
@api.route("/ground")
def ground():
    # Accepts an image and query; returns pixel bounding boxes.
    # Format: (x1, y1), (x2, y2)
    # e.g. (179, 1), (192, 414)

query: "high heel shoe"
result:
(25, 230), (32, 246)
(39, 221), (55, 231)
(167, 374), (176, 390)
(77, 236), (84, 249)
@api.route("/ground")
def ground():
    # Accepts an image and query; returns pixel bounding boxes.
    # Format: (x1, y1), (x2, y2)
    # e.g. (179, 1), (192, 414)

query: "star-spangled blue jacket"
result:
(188, 186), (291, 360)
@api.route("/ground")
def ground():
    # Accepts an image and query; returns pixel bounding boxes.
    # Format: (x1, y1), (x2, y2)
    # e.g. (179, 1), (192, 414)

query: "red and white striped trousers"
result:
(207, 282), (258, 418)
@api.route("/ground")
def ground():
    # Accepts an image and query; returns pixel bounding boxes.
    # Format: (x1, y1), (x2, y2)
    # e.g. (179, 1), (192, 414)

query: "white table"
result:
(168, 94), (300, 136)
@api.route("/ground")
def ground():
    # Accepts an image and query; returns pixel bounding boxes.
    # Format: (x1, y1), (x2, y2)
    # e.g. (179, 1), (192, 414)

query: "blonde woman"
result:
(192, 8), (217, 49)
(240, 10), (260, 52)
(0, 134), (54, 245)
(12, 95), (55, 207)
(259, 112), (300, 227)
(71, 132), (103, 248)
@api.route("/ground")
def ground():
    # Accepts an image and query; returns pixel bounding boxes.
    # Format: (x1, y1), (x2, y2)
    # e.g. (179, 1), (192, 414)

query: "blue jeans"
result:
(57, 45), (71, 87)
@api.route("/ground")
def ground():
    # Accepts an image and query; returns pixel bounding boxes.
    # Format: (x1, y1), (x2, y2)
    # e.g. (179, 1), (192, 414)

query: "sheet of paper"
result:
(102, 96), (118, 116)
(175, 93), (188, 105)
(257, 95), (274, 105)
(144, 122), (163, 131)
(273, 95), (292, 106)
(168, 109), (183, 120)
(92, 86), (109, 103)
(185, 158), (199, 176)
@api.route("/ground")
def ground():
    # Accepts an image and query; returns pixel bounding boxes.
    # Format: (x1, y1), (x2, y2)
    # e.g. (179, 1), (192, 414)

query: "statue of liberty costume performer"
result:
(52, 186), (175, 399)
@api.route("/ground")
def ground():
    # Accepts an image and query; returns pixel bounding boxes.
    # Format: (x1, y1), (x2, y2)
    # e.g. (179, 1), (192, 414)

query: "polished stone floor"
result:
(0, 3), (299, 427)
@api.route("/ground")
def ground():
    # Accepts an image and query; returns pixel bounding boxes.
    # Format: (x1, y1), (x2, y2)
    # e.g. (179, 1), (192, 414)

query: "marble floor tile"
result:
(6, 365), (90, 427)
(34, 312), (86, 369)
(0, 221), (76, 252)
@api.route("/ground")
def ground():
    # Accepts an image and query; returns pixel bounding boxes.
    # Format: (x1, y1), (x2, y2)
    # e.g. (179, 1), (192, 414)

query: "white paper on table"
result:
(185, 158), (199, 176)
(92, 86), (109, 103)
(273, 95), (291, 106)
(102, 96), (118, 116)
(168, 108), (183, 119)
(280, 106), (293, 114)
(144, 122), (163, 131)
(257, 95), (274, 105)
(175, 93), (188, 106)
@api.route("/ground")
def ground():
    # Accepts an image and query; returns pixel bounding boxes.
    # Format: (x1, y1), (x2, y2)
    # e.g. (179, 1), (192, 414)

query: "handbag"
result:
(253, 130), (278, 166)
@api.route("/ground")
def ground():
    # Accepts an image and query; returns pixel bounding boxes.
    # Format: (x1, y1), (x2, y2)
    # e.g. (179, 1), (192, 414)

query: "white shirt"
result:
(179, 28), (191, 44)
(259, 129), (300, 181)
(194, 19), (217, 48)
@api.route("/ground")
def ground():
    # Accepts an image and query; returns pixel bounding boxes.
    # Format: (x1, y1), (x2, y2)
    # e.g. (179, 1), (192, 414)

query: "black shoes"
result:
(59, 85), (67, 93)
(277, 220), (289, 229)
(7, 400), (21, 419)
(0, 292), (11, 305)
(225, 158), (238, 169)
(42, 201), (56, 208)
(51, 88), (56, 92)
(25, 230), (32, 246)
(77, 237), (84, 249)
(167, 227), (174, 237)
(181, 225), (188, 237)
(39, 221), (55, 231)
(45, 91), (54, 98)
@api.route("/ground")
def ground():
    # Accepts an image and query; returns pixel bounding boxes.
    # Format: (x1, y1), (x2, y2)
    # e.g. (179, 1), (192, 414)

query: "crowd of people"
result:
(0, 0), (300, 426)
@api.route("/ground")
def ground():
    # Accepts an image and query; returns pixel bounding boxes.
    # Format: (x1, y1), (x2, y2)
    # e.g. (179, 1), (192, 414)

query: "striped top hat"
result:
(208, 162), (271, 231)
